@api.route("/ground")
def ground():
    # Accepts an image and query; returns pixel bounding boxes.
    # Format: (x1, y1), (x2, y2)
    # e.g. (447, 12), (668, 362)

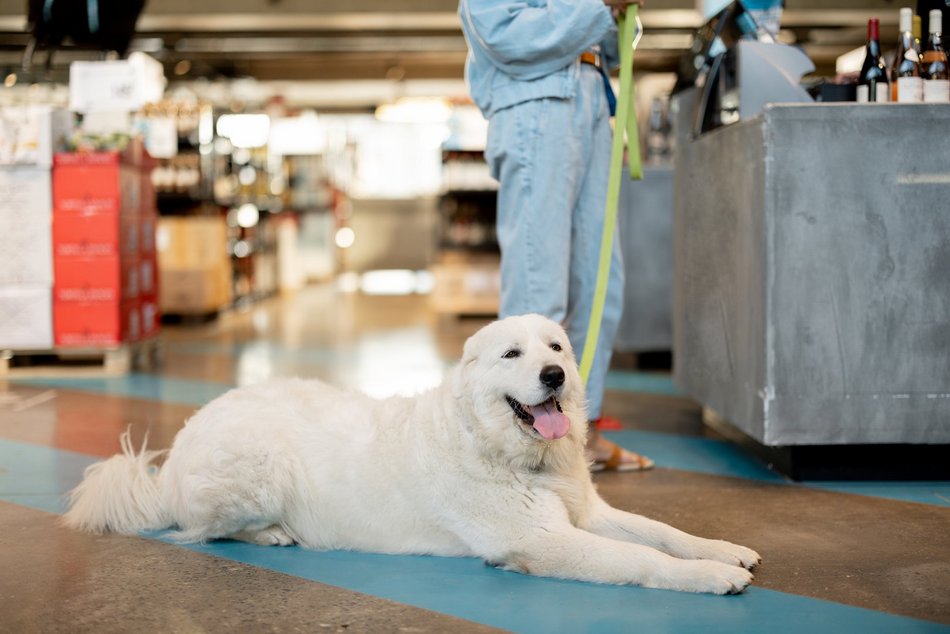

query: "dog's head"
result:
(452, 314), (588, 470)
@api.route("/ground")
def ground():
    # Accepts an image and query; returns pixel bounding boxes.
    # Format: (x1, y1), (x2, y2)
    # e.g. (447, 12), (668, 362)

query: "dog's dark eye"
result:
(502, 349), (521, 359)
(550, 342), (562, 352)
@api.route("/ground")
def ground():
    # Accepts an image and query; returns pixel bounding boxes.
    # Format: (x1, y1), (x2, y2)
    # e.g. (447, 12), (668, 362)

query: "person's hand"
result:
(603, 0), (643, 19)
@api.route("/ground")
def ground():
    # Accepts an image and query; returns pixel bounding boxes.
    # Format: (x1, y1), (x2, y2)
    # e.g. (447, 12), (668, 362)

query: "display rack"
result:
(147, 101), (216, 215)
(149, 103), (286, 317)
(0, 108), (163, 375)
(431, 148), (500, 316)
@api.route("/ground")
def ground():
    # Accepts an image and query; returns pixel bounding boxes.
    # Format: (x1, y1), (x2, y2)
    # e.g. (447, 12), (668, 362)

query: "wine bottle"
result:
(922, 9), (950, 103)
(857, 18), (889, 102)
(891, 8), (923, 102)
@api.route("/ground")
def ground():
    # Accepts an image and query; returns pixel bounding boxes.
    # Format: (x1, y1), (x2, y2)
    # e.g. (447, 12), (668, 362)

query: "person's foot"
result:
(587, 432), (655, 472)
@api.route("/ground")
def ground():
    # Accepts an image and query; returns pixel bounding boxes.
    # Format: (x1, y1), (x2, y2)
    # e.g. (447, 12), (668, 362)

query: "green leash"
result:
(578, 8), (642, 384)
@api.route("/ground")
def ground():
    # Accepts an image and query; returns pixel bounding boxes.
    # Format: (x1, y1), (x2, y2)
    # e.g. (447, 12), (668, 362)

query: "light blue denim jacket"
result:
(459, 0), (620, 117)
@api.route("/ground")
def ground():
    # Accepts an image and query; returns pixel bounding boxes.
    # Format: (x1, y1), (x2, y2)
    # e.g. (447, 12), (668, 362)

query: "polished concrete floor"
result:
(1, 284), (948, 633)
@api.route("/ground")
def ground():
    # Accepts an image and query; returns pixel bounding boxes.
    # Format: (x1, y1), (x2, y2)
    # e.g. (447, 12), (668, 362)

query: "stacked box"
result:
(0, 167), (53, 287)
(52, 149), (160, 347)
(0, 286), (54, 350)
(157, 216), (232, 314)
(138, 167), (160, 338)
(0, 105), (72, 168)
(0, 106), (67, 349)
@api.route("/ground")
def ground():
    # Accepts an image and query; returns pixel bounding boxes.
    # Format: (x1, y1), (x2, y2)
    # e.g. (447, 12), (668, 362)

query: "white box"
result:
(0, 106), (71, 167)
(0, 167), (52, 284)
(69, 53), (166, 114)
(0, 285), (53, 350)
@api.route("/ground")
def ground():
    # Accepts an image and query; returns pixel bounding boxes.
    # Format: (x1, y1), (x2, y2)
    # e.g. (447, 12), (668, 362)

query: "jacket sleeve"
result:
(461, 0), (617, 80)
(600, 23), (621, 68)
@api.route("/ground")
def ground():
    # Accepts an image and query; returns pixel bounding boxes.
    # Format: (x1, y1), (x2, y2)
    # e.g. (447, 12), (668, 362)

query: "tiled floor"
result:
(1, 284), (948, 632)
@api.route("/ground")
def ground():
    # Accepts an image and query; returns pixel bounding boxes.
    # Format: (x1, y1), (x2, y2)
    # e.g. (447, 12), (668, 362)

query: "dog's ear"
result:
(453, 325), (490, 401)
(449, 355), (482, 407)
(460, 324), (491, 367)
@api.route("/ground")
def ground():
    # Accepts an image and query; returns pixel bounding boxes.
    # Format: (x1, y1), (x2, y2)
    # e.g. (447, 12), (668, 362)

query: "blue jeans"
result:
(485, 64), (624, 419)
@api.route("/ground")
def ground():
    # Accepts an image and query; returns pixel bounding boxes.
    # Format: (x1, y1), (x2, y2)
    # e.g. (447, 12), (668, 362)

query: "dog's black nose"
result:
(540, 365), (565, 390)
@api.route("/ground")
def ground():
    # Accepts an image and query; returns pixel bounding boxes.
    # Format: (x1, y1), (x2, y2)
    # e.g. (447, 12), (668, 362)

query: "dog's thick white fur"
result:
(63, 314), (759, 594)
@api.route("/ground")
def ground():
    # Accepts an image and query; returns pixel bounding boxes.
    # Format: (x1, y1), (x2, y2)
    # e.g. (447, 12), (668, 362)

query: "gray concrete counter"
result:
(616, 165), (674, 353)
(673, 102), (950, 446)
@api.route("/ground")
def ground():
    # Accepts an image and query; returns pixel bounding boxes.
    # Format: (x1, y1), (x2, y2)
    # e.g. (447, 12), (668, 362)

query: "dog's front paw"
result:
(695, 539), (761, 570)
(674, 559), (754, 595)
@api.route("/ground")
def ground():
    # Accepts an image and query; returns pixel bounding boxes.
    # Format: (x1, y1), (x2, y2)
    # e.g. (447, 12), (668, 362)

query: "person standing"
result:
(459, 0), (653, 471)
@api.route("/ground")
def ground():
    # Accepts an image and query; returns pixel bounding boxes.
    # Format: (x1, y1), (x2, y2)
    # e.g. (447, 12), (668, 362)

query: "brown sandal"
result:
(590, 442), (655, 472)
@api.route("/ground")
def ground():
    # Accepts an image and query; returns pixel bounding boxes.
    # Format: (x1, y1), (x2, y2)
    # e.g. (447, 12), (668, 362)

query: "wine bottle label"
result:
(923, 79), (950, 102)
(897, 76), (924, 102)
(857, 83), (890, 102)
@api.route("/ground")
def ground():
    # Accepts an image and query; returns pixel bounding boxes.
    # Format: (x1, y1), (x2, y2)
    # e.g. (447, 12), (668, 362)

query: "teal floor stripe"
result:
(174, 540), (947, 634)
(604, 430), (788, 484)
(605, 431), (950, 507)
(605, 370), (682, 396)
(14, 374), (232, 407)
(0, 439), (945, 634)
(0, 439), (96, 515)
(805, 481), (950, 507)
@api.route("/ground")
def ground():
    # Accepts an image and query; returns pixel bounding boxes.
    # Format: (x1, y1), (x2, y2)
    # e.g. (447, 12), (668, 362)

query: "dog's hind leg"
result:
(164, 482), (290, 545)
(232, 524), (296, 546)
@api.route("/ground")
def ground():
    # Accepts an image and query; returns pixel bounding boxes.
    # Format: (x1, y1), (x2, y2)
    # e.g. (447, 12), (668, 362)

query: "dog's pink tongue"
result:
(530, 401), (570, 440)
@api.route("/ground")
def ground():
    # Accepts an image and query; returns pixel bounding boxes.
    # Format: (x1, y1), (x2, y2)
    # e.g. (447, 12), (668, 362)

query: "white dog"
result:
(64, 314), (759, 594)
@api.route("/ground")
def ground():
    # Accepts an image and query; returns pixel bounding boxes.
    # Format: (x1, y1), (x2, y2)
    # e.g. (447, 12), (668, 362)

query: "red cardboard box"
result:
(140, 295), (160, 338)
(52, 212), (139, 257)
(53, 151), (123, 168)
(54, 298), (141, 347)
(139, 212), (156, 254)
(53, 142), (150, 169)
(54, 255), (138, 302)
(139, 254), (158, 296)
(53, 165), (122, 214)
(52, 158), (140, 215)
(140, 173), (157, 216)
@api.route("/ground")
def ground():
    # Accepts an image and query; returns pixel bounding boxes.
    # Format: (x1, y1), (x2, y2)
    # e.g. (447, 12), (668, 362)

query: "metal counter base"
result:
(672, 103), (950, 453)
(703, 407), (950, 481)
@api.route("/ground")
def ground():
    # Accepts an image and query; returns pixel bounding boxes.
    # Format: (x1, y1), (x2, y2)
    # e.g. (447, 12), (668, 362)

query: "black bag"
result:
(26, 0), (147, 57)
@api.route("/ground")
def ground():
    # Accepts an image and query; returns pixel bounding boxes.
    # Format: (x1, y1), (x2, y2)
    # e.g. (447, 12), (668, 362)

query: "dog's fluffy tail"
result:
(62, 429), (172, 535)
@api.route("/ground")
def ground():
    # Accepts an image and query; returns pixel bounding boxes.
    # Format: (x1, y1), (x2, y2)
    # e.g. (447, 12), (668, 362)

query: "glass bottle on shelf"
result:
(891, 8), (923, 102)
(857, 18), (889, 102)
(922, 9), (950, 102)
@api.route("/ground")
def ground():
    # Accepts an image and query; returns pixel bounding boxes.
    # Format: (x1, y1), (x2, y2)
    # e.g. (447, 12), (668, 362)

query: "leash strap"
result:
(579, 7), (642, 384)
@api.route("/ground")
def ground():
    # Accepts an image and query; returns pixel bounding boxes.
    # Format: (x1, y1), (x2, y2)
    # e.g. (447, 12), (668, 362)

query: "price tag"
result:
(145, 117), (178, 159)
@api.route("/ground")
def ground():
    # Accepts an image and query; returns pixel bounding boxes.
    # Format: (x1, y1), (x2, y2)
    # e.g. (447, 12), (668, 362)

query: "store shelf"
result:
(433, 148), (500, 314)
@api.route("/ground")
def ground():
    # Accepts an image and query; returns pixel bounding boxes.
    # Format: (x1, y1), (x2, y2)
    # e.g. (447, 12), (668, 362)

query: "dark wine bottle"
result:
(922, 9), (950, 102)
(858, 18), (889, 103)
(891, 8), (922, 102)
